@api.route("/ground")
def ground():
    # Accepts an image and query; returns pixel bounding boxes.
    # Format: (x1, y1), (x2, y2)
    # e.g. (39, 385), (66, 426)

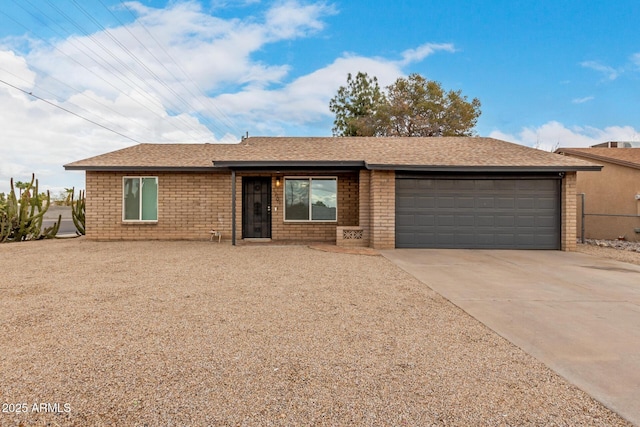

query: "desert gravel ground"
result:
(576, 242), (640, 266)
(0, 239), (633, 426)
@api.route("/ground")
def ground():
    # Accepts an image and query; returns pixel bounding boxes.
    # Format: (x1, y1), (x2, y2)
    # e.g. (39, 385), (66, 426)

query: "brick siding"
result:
(234, 172), (359, 242)
(562, 172), (577, 251)
(85, 171), (231, 240)
(87, 168), (573, 250)
(358, 170), (371, 246)
(369, 170), (395, 249)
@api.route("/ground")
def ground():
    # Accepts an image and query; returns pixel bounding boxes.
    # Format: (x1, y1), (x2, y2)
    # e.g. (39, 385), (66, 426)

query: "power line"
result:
(39, 0), (213, 141)
(0, 78), (143, 144)
(0, 65), (153, 141)
(117, 1), (242, 135)
(4, 1), (221, 142)
(1, 4), (210, 142)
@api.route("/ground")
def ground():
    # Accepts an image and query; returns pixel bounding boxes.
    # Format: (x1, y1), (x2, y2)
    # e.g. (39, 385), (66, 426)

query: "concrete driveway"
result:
(381, 249), (640, 426)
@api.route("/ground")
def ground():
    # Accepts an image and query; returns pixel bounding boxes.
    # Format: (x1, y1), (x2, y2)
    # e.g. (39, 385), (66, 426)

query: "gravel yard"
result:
(0, 239), (632, 426)
(576, 240), (640, 266)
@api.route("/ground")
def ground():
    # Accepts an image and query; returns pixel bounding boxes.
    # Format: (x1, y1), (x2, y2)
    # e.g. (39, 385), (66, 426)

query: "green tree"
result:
(14, 181), (30, 197)
(329, 72), (481, 137)
(328, 72), (387, 136)
(386, 74), (481, 136)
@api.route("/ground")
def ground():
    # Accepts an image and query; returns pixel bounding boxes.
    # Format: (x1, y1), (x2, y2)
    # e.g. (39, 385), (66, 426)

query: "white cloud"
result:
(571, 96), (594, 104)
(490, 121), (640, 152)
(398, 43), (456, 66)
(214, 54), (405, 133)
(0, 0), (456, 193)
(0, 50), (36, 88)
(264, 0), (336, 40)
(580, 60), (620, 80)
(0, 0), (341, 191)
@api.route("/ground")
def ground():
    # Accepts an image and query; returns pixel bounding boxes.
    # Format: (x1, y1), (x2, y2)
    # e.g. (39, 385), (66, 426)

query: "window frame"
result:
(122, 176), (159, 223)
(283, 176), (338, 223)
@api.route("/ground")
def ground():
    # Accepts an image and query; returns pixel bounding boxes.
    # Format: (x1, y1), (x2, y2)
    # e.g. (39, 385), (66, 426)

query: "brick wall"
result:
(562, 172), (577, 251)
(85, 171), (231, 240)
(369, 170), (395, 249)
(234, 172), (360, 242)
(358, 170), (371, 246)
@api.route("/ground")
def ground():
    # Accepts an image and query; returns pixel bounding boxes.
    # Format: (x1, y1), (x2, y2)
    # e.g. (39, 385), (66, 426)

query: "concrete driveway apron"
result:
(381, 249), (640, 426)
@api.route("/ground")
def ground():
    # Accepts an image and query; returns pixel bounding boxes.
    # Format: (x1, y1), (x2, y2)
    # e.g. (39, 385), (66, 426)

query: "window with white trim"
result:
(284, 177), (337, 221)
(123, 177), (158, 221)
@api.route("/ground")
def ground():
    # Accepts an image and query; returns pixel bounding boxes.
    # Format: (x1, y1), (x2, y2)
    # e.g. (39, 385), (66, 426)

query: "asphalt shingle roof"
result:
(556, 147), (640, 170)
(64, 137), (600, 171)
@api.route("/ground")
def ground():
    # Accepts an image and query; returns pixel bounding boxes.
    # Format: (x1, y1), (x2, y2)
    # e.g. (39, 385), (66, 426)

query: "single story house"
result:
(556, 146), (640, 242)
(64, 136), (600, 250)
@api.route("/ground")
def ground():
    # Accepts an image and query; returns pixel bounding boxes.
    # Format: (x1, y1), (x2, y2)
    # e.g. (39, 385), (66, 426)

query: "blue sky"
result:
(1, 0), (639, 193)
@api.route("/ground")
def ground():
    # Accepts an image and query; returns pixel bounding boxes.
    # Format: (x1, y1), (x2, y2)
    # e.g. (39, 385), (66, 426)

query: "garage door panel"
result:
(396, 178), (560, 249)
(495, 215), (515, 227)
(437, 215), (455, 226)
(416, 196), (436, 208)
(537, 198), (557, 209)
(417, 215), (435, 226)
(456, 215), (475, 227)
(536, 215), (557, 227)
(455, 233), (476, 245)
(417, 179), (435, 189)
(516, 216), (535, 227)
(517, 180), (541, 190)
(477, 197), (494, 208)
(496, 197), (515, 209)
(477, 215), (495, 227)
(495, 234), (515, 246)
(437, 197), (455, 208)
(456, 197), (475, 208)
(396, 213), (415, 226)
(396, 197), (412, 209)
(476, 234), (496, 246)
(517, 198), (535, 209)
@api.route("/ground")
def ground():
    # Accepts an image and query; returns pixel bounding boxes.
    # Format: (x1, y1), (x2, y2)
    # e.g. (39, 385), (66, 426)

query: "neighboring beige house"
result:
(556, 146), (640, 242)
(64, 136), (600, 250)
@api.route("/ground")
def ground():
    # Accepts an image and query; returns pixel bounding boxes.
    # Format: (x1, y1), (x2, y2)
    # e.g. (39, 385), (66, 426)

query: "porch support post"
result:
(231, 170), (236, 246)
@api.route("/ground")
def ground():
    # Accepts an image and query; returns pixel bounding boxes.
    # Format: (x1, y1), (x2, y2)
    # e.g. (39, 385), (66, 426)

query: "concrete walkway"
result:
(381, 249), (640, 426)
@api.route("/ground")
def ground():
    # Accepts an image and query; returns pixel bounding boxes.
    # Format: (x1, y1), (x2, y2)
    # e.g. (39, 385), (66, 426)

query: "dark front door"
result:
(242, 177), (272, 238)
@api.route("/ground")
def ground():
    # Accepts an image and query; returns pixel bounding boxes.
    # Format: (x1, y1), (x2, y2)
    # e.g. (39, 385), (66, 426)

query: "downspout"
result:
(231, 170), (236, 246)
(578, 193), (585, 244)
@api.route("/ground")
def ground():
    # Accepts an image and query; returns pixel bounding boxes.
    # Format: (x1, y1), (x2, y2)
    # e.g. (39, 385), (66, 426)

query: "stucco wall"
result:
(574, 159), (640, 241)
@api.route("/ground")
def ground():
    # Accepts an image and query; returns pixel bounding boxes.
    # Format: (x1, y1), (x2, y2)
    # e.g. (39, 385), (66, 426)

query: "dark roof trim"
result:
(211, 160), (366, 169)
(556, 149), (640, 170)
(396, 172), (564, 180)
(65, 162), (602, 173)
(365, 164), (602, 172)
(63, 165), (218, 172)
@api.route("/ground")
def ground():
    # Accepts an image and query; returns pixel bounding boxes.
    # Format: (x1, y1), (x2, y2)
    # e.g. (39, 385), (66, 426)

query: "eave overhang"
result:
(556, 150), (640, 171)
(366, 164), (603, 172)
(211, 160), (366, 169)
(63, 165), (217, 172)
(64, 162), (602, 173)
